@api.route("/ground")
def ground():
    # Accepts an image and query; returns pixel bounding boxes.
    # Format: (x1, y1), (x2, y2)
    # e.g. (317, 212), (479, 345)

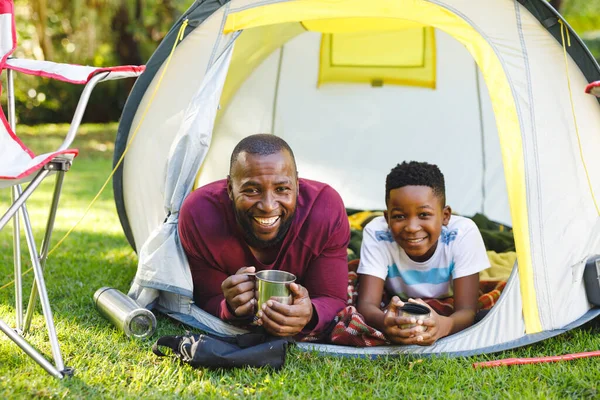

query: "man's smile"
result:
(253, 216), (280, 227)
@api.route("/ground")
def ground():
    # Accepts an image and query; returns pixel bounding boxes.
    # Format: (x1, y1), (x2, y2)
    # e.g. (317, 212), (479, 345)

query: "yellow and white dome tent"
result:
(113, 0), (600, 356)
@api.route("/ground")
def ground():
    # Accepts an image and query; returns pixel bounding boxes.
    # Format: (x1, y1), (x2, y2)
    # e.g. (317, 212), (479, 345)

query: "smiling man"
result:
(178, 134), (350, 338)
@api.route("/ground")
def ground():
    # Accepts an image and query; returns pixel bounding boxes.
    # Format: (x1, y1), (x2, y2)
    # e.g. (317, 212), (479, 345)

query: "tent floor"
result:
(158, 305), (600, 358)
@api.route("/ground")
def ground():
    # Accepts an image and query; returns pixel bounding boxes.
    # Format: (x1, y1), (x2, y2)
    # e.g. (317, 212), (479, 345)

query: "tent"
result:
(112, 0), (600, 356)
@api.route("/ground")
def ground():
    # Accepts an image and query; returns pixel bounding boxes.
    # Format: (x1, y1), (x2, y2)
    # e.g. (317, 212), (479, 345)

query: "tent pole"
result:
(271, 46), (284, 135)
(474, 60), (486, 214)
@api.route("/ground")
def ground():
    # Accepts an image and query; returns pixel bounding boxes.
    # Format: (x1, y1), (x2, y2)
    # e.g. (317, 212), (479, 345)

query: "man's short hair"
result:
(229, 134), (297, 173)
(385, 161), (446, 205)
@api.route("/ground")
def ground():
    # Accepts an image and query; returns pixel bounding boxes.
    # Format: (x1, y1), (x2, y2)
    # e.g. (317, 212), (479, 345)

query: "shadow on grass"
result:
(0, 227), (198, 397)
(0, 229), (139, 325)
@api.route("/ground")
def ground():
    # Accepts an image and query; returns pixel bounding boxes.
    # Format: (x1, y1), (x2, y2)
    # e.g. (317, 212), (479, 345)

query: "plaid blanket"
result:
(318, 260), (507, 347)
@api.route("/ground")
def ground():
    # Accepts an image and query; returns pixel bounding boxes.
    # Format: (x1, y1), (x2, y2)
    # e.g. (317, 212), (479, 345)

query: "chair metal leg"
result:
(18, 193), (66, 373)
(24, 171), (66, 333)
(12, 186), (23, 332)
(0, 318), (64, 379)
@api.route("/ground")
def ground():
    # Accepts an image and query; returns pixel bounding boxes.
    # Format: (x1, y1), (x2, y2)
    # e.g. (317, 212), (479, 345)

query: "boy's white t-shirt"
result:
(357, 215), (490, 299)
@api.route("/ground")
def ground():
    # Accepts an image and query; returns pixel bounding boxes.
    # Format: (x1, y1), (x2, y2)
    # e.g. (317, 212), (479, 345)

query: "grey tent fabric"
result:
(114, 0), (232, 250)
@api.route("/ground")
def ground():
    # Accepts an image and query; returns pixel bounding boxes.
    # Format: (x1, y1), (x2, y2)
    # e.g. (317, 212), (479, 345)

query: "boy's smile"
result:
(384, 185), (451, 262)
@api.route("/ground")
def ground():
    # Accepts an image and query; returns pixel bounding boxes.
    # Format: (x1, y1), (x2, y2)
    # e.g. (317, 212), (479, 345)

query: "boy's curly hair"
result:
(385, 161), (446, 205)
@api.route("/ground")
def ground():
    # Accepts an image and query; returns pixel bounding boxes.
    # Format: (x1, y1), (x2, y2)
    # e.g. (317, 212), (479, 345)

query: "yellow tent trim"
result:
(223, 0), (542, 333)
(302, 17), (426, 33)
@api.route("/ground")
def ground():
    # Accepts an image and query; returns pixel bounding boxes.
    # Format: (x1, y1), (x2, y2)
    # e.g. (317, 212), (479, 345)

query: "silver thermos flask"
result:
(93, 287), (157, 339)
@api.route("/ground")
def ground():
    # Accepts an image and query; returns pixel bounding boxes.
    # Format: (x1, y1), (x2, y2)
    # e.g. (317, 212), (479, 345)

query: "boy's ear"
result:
(383, 210), (388, 222)
(442, 205), (452, 226)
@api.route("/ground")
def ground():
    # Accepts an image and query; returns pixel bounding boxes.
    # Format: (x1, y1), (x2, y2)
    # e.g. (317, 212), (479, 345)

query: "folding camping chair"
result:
(0, 1), (144, 378)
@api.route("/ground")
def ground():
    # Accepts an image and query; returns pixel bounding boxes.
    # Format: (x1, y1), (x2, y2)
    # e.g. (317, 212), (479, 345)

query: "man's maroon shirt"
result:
(178, 178), (350, 335)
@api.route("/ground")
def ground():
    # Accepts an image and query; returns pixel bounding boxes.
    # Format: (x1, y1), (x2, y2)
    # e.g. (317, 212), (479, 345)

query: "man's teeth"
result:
(254, 216), (279, 226)
(406, 238), (426, 243)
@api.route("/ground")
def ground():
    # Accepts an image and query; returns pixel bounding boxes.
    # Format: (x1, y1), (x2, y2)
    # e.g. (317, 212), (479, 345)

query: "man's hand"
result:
(221, 266), (256, 318)
(256, 282), (313, 337)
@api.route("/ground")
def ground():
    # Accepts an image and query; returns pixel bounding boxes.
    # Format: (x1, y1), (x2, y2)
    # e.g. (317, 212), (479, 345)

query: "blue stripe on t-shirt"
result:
(375, 230), (394, 242)
(387, 261), (455, 285)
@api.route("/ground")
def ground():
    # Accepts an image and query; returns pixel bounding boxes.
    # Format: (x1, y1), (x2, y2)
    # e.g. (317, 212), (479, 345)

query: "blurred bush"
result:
(3, 0), (194, 125)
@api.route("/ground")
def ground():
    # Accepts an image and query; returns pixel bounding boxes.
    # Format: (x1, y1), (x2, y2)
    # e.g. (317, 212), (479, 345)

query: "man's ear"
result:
(442, 205), (452, 226)
(383, 210), (389, 223)
(226, 175), (233, 200)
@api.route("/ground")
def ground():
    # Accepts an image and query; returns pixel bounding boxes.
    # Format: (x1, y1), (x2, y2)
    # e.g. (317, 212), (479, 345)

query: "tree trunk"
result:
(111, 0), (143, 97)
(111, 1), (144, 67)
(30, 0), (53, 60)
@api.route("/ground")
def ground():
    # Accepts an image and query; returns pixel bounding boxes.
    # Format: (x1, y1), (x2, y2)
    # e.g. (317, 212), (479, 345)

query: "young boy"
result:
(357, 161), (490, 346)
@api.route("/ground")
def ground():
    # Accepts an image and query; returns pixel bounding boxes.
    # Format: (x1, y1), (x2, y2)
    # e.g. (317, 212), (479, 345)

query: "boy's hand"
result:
(382, 296), (412, 344)
(382, 297), (449, 346)
(397, 299), (451, 346)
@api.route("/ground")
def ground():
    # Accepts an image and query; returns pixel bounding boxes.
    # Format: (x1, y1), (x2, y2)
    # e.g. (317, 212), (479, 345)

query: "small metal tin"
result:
(398, 303), (430, 332)
(254, 270), (296, 312)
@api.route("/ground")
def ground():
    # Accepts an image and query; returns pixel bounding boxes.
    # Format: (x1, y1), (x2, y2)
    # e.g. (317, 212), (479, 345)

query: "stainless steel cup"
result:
(398, 303), (430, 332)
(254, 270), (296, 312)
(93, 287), (157, 339)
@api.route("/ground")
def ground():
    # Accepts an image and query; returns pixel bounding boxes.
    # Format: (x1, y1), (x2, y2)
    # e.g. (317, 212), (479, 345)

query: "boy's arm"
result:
(437, 272), (480, 337)
(357, 274), (387, 331)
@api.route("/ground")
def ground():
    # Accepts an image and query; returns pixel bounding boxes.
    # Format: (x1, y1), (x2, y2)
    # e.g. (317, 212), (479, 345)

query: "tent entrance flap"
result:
(222, 1), (540, 333)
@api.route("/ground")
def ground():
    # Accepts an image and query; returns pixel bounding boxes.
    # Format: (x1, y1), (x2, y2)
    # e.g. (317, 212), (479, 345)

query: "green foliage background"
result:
(5, 0), (194, 125)
(2, 0), (600, 125)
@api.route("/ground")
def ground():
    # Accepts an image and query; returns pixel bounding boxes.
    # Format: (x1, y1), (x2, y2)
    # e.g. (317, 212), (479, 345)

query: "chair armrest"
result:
(6, 58), (145, 84)
(5, 58), (145, 151)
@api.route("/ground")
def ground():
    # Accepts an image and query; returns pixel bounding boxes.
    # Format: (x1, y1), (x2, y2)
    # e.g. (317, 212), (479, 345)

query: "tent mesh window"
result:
(318, 27), (436, 88)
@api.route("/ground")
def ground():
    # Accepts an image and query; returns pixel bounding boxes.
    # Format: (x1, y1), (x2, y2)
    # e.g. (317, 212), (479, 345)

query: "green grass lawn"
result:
(1, 124), (600, 399)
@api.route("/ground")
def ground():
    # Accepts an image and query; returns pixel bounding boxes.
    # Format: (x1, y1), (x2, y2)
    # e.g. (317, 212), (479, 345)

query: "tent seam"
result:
(135, 279), (194, 298)
(228, 0), (281, 14)
(207, 2), (230, 72)
(514, 0), (549, 330)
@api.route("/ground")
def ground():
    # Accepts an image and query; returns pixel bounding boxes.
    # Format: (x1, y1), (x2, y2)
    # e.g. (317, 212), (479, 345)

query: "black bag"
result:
(152, 331), (293, 370)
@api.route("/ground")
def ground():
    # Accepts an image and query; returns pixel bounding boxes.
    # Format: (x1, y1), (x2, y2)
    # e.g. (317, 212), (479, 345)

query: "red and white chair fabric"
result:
(0, 0), (144, 378)
(585, 80), (600, 98)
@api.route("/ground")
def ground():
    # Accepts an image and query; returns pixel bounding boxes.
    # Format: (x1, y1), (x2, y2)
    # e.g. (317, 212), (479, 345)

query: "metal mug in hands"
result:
(398, 303), (430, 332)
(250, 270), (297, 317)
